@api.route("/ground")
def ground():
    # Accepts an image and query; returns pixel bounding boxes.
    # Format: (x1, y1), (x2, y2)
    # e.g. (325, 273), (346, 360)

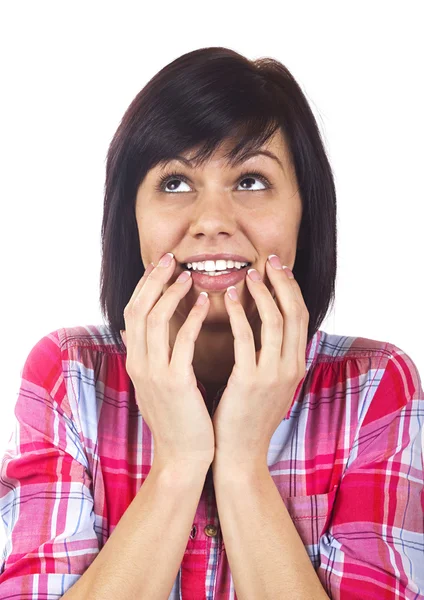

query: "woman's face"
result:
(135, 129), (302, 327)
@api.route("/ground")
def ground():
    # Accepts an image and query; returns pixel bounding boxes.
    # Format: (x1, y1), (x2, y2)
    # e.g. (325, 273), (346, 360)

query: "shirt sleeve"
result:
(0, 332), (100, 599)
(317, 344), (424, 599)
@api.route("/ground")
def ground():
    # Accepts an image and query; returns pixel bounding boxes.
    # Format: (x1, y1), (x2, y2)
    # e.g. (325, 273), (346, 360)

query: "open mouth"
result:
(180, 262), (252, 276)
(179, 263), (253, 291)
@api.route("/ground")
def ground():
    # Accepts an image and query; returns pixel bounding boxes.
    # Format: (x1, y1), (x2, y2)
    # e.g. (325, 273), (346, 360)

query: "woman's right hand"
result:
(121, 252), (214, 473)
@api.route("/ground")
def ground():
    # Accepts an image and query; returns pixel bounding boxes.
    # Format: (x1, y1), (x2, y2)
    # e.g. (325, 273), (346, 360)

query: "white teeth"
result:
(186, 260), (249, 271)
(198, 270), (232, 276)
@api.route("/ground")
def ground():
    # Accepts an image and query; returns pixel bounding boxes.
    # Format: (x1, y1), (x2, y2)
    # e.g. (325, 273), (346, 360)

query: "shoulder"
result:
(312, 330), (423, 421)
(21, 324), (126, 416)
(316, 330), (421, 388)
(315, 330), (407, 362)
(25, 323), (125, 364)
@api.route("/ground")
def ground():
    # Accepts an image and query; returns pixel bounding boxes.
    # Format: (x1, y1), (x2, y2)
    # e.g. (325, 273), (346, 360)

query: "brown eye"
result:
(155, 169), (272, 193)
(156, 172), (191, 193)
(162, 177), (191, 193)
(237, 174), (268, 191)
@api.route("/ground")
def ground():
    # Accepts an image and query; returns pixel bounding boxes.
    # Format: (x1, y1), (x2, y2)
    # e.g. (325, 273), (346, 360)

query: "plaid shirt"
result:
(0, 325), (423, 599)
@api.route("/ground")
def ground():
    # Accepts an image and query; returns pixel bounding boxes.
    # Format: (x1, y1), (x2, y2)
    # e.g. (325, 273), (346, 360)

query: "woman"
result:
(0, 47), (423, 599)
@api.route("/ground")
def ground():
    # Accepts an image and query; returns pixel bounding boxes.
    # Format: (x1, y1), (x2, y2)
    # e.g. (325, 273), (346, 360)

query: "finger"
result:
(282, 271), (310, 370)
(143, 259), (192, 369)
(224, 285), (256, 375)
(265, 260), (303, 374)
(244, 268), (283, 374)
(170, 291), (210, 377)
(122, 262), (154, 352)
(146, 269), (194, 370)
(125, 254), (176, 361)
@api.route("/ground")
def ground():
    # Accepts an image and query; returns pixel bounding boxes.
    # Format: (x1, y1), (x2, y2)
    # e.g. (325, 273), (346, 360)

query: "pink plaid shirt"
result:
(0, 325), (423, 599)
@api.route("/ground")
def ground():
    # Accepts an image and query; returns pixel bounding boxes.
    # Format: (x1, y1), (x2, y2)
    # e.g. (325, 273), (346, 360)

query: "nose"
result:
(188, 190), (238, 238)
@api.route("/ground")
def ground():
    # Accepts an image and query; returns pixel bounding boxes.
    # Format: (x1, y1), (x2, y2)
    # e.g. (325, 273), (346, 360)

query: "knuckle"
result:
(285, 362), (301, 383)
(133, 370), (146, 385)
(126, 360), (139, 381)
(177, 326), (194, 344)
(146, 368), (163, 388)
(268, 313), (283, 330)
(126, 297), (143, 318)
(290, 301), (303, 319)
(169, 366), (191, 388)
(267, 374), (281, 388)
(146, 268), (161, 280)
(147, 309), (165, 327)
(149, 371), (165, 392)
(238, 328), (254, 343)
(232, 369), (250, 387)
(246, 377), (259, 392)
(124, 356), (132, 375)
(268, 336), (282, 350)
(133, 296), (144, 311)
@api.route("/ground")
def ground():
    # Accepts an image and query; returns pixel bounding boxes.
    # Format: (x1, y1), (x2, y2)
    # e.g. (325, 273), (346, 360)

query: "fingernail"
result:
(176, 270), (192, 283)
(247, 268), (262, 281)
(158, 252), (174, 267)
(268, 254), (282, 269)
(195, 291), (209, 306)
(282, 265), (294, 279)
(227, 286), (239, 301)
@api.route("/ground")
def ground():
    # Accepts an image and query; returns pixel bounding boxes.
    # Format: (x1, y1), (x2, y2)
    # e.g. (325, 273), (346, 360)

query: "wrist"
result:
(212, 453), (269, 483)
(151, 459), (210, 486)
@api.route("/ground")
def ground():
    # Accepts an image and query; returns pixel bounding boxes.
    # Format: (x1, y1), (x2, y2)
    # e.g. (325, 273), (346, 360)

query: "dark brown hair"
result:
(100, 47), (337, 349)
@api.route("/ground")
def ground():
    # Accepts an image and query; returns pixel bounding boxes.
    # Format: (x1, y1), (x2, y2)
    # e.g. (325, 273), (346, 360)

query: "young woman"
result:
(1, 47), (423, 600)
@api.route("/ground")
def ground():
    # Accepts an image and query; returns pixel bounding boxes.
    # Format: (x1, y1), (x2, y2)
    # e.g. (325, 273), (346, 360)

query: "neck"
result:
(169, 304), (262, 387)
(192, 333), (235, 387)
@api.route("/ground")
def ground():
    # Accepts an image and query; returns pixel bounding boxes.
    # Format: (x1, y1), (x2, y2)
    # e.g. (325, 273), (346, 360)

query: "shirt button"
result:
(204, 524), (218, 537)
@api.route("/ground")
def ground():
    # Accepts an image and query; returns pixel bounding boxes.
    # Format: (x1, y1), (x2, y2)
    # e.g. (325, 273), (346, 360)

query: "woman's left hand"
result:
(211, 254), (310, 472)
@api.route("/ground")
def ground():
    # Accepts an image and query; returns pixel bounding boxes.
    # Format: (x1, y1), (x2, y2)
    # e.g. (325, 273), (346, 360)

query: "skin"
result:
(135, 129), (303, 404)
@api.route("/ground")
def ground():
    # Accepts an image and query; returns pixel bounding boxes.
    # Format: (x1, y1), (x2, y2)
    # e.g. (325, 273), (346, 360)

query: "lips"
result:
(189, 266), (250, 291)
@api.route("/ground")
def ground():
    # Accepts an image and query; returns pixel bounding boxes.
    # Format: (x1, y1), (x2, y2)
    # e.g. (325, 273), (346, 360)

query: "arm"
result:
(0, 333), (208, 599)
(62, 462), (207, 599)
(313, 348), (424, 599)
(212, 346), (424, 600)
(212, 461), (330, 599)
(0, 334), (100, 597)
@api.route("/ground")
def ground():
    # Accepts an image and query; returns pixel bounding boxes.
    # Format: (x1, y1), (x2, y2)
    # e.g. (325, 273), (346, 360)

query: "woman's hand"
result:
(211, 254), (310, 472)
(121, 253), (215, 473)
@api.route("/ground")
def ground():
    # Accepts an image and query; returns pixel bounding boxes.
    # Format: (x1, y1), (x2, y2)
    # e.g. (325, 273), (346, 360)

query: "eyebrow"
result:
(161, 150), (284, 173)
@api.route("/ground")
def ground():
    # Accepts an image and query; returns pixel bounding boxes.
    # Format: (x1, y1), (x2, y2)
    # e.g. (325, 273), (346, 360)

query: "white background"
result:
(1, 1), (423, 550)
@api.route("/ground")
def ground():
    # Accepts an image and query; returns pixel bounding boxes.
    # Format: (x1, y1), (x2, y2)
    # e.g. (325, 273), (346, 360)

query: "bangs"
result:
(157, 117), (282, 171)
(138, 57), (285, 175)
